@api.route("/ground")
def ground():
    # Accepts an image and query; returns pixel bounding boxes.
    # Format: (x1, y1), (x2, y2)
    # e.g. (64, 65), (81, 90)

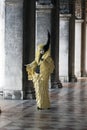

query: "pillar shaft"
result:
(53, 0), (59, 82)
(23, 0), (35, 99)
(51, 0), (62, 88)
(69, 0), (77, 82)
(4, 0), (23, 99)
(81, 0), (86, 76)
(75, 20), (83, 77)
(59, 14), (71, 82)
(0, 0), (5, 95)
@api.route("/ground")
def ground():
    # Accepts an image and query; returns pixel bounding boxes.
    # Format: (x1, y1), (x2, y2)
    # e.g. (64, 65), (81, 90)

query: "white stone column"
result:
(59, 14), (71, 82)
(0, 0), (5, 91)
(75, 20), (83, 77)
(4, 0), (23, 99)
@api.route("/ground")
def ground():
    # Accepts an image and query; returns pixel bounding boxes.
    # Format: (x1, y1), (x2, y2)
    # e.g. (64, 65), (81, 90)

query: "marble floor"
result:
(0, 79), (87, 130)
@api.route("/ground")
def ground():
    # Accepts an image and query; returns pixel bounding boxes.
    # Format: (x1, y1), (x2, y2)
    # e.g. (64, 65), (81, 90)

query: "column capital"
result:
(60, 14), (71, 20)
(36, 0), (52, 5)
(5, 0), (23, 5)
(36, 3), (53, 11)
(75, 19), (84, 23)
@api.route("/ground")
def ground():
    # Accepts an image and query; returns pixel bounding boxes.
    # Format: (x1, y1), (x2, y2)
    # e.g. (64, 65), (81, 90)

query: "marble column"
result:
(23, 0), (35, 99)
(85, 24), (87, 75)
(0, 0), (4, 112)
(4, 0), (23, 99)
(69, 1), (77, 82)
(81, 1), (87, 77)
(0, 0), (5, 95)
(59, 14), (71, 82)
(75, 20), (83, 77)
(85, 1), (87, 75)
(51, 0), (63, 88)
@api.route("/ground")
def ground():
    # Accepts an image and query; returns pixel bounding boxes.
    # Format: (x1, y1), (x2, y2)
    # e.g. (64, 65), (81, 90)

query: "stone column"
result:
(81, 0), (87, 76)
(69, 0), (77, 82)
(23, 0), (35, 99)
(85, 24), (87, 74)
(0, 0), (5, 96)
(81, 23), (86, 76)
(59, 14), (71, 82)
(51, 0), (62, 88)
(4, 0), (23, 99)
(75, 20), (83, 77)
(0, 0), (5, 109)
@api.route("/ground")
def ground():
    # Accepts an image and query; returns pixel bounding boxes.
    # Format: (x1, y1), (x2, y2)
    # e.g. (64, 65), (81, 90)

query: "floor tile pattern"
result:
(0, 79), (87, 130)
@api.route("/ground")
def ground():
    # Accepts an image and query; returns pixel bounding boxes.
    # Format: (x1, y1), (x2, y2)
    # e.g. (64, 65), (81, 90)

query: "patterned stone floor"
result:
(0, 79), (87, 130)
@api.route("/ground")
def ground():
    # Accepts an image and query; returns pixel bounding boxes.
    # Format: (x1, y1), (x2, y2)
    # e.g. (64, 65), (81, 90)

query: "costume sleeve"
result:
(26, 61), (37, 80)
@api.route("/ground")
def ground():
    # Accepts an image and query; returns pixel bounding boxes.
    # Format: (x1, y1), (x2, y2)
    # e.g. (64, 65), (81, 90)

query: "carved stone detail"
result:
(75, 0), (82, 19)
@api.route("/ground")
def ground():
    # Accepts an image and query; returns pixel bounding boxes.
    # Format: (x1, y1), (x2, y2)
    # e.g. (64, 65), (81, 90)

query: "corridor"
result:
(0, 79), (87, 130)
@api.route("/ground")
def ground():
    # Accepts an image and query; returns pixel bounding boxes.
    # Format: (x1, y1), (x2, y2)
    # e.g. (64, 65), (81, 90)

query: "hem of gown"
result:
(37, 106), (50, 110)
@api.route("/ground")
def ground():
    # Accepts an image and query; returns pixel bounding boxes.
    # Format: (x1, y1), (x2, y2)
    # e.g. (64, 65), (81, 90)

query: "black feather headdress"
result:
(43, 30), (50, 53)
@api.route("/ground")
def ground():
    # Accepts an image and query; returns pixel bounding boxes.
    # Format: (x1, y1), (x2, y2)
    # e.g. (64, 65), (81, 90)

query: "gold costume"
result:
(26, 44), (54, 109)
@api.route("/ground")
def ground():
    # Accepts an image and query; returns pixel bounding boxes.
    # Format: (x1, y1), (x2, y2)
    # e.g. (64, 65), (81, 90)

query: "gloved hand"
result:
(35, 65), (40, 74)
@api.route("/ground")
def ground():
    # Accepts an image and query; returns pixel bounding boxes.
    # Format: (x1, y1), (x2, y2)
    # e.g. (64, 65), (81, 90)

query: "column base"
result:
(3, 90), (23, 100)
(81, 72), (87, 77)
(51, 80), (63, 88)
(1, 89), (36, 100)
(0, 108), (1, 113)
(69, 75), (77, 82)
(23, 90), (36, 100)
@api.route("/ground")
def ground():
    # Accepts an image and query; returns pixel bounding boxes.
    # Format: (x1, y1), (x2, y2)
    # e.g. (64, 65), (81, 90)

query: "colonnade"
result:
(0, 0), (87, 99)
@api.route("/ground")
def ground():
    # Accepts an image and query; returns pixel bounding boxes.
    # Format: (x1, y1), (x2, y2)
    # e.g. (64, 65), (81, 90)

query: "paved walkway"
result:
(0, 79), (87, 130)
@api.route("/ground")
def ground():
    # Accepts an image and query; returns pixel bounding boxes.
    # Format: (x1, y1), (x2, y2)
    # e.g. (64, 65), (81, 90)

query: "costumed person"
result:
(26, 31), (54, 110)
